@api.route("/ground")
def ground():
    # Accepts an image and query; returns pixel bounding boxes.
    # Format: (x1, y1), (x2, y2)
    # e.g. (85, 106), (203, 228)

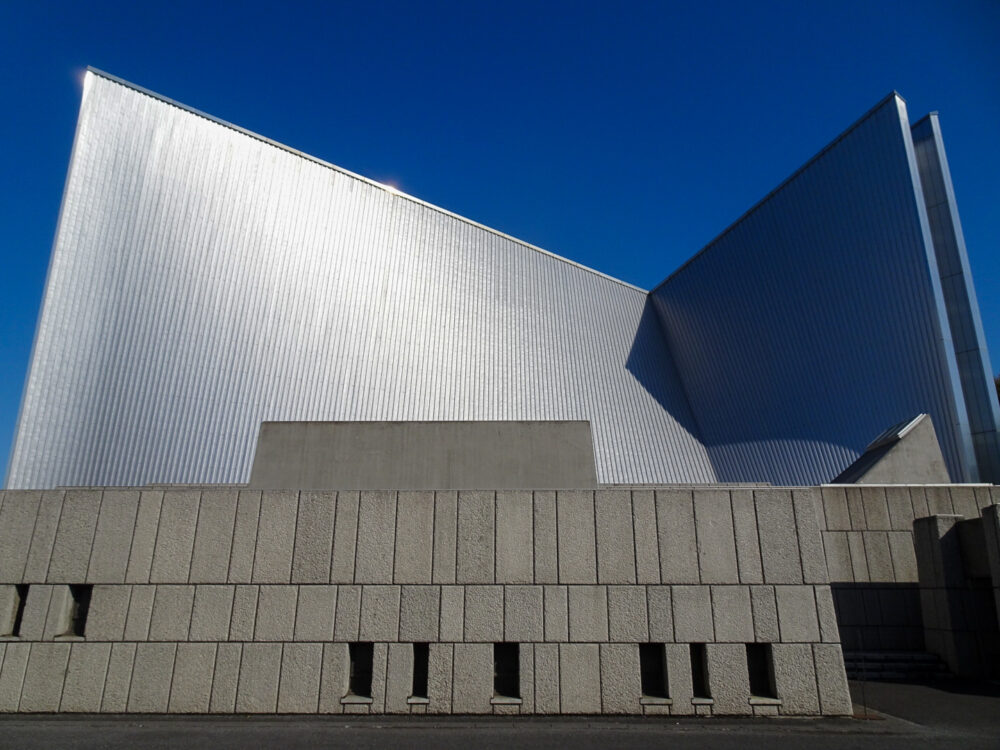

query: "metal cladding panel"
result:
(6, 71), (715, 488)
(650, 95), (971, 485)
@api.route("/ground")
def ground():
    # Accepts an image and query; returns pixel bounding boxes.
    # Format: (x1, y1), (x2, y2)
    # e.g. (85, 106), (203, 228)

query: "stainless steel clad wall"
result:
(650, 94), (978, 485)
(6, 71), (714, 488)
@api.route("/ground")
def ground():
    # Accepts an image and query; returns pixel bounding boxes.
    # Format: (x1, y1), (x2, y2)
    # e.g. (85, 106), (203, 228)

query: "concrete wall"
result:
(0, 487), (850, 716)
(248, 421), (598, 490)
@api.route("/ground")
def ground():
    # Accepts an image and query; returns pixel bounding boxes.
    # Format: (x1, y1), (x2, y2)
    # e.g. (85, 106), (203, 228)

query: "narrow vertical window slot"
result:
(746, 643), (777, 699)
(639, 643), (669, 699)
(412, 642), (429, 699)
(61, 584), (92, 638)
(493, 643), (520, 699)
(348, 642), (374, 698)
(690, 643), (711, 699)
(4, 585), (29, 637)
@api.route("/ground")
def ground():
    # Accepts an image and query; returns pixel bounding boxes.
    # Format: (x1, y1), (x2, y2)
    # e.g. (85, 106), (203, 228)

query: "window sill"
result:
(341, 695), (373, 705)
(490, 696), (522, 705)
(53, 635), (85, 642)
(691, 697), (714, 706)
(640, 696), (672, 706)
(407, 696), (430, 705)
(749, 696), (782, 706)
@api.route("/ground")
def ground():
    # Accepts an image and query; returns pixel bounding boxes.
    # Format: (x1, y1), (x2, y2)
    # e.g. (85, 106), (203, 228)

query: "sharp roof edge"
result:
(85, 67), (646, 295)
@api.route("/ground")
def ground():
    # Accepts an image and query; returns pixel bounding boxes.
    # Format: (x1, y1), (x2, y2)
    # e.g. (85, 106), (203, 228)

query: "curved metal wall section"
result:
(6, 72), (715, 488)
(650, 95), (972, 486)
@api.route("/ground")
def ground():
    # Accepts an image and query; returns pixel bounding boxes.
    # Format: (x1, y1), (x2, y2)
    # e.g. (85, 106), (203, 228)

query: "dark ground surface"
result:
(1, 679), (999, 750)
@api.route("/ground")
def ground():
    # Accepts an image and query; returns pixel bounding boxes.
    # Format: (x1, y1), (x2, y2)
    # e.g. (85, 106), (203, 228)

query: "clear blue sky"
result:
(2, 1), (998, 475)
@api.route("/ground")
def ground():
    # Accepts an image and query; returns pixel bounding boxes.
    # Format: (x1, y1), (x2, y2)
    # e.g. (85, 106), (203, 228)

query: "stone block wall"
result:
(0, 488), (851, 715)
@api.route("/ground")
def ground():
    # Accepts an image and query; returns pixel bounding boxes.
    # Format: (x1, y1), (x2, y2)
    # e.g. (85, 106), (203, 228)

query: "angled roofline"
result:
(651, 91), (908, 293)
(85, 67), (646, 295)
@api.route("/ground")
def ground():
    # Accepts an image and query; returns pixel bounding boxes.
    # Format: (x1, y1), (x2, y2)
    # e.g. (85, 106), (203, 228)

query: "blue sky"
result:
(1, 1), (998, 476)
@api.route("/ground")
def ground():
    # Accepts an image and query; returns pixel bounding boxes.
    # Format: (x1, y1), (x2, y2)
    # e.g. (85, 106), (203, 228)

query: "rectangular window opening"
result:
(348, 642), (374, 698)
(639, 643), (669, 699)
(746, 643), (777, 699)
(690, 643), (711, 699)
(493, 643), (520, 699)
(412, 642), (429, 699)
(4, 584), (29, 637)
(65, 584), (92, 638)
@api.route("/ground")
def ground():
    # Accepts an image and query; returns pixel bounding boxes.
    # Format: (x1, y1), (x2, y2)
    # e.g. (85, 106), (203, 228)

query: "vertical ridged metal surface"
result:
(6, 71), (715, 488)
(651, 95), (977, 485)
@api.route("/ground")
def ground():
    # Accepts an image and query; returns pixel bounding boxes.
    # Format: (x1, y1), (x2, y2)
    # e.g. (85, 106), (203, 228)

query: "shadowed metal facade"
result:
(5, 72), (999, 488)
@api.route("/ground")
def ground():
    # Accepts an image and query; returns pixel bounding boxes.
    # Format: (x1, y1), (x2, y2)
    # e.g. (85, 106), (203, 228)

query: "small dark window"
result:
(412, 643), (429, 699)
(348, 642), (374, 698)
(639, 643), (669, 698)
(66, 585), (92, 637)
(5, 585), (29, 637)
(690, 643), (710, 699)
(746, 643), (777, 699)
(493, 643), (520, 699)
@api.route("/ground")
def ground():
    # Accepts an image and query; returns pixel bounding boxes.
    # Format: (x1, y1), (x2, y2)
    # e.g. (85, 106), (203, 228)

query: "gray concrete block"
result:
(846, 487), (865, 529)
(19, 644), (70, 711)
(793, 489), (829, 584)
(775, 586), (820, 642)
(60, 643), (111, 712)
(885, 487), (916, 530)
(731, 489), (763, 584)
(228, 585), (259, 641)
(673, 585), (714, 642)
(190, 585), (236, 641)
(149, 490), (200, 583)
(557, 491), (597, 584)
(772, 643), (820, 715)
(394, 491), (434, 584)
(359, 585), (400, 641)
(209, 643), (242, 713)
(0, 586), (15, 635)
(291, 491), (336, 584)
(23, 491), (64, 583)
(278, 643), (322, 713)
(608, 585), (647, 642)
(823, 532), (854, 582)
(251, 490), (298, 584)
(534, 643), (560, 713)
(568, 585), (608, 642)
(86, 584), (132, 640)
(847, 531), (870, 582)
(0, 642), (29, 711)
(318, 642), (348, 713)
(861, 487), (892, 530)
(975, 486), (994, 511)
(693, 489), (739, 584)
(168, 643), (216, 713)
(600, 643), (641, 714)
(254, 585), (298, 641)
(452, 643), (493, 713)
(41, 585), (72, 640)
(815, 586), (840, 643)
(707, 643), (750, 714)
(432, 491), (458, 584)
(496, 491), (534, 584)
(533, 491), (558, 584)
(519, 642), (535, 713)
(293, 584), (337, 641)
(333, 584), (361, 641)
(820, 486), (850, 531)
(465, 585), (503, 642)
(543, 585), (568, 641)
(925, 486), (954, 515)
(228, 491), (261, 583)
(888, 532), (919, 582)
(949, 486), (980, 519)
(371, 644), (389, 712)
(399, 585), (439, 642)
(123, 585), (155, 640)
(560, 644), (601, 713)
(656, 489), (699, 583)
(711, 586), (753, 643)
(100, 643), (135, 712)
(0, 492), (40, 582)
(148, 585), (195, 641)
(189, 490), (238, 584)
(127, 643), (177, 713)
(505, 585), (543, 642)
(631, 490), (661, 584)
(595, 490), (636, 584)
(863, 532), (895, 583)
(427, 643), (453, 714)
(457, 491), (495, 584)
(910, 486), (930, 519)
(87, 490), (140, 583)
(47, 490), (102, 583)
(384, 642), (413, 714)
(330, 491), (359, 583)
(354, 491), (397, 584)
(750, 585), (780, 642)
(647, 586), (674, 641)
(812, 643), (852, 715)
(125, 491), (164, 583)
(235, 643), (281, 713)
(756, 490), (803, 584)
